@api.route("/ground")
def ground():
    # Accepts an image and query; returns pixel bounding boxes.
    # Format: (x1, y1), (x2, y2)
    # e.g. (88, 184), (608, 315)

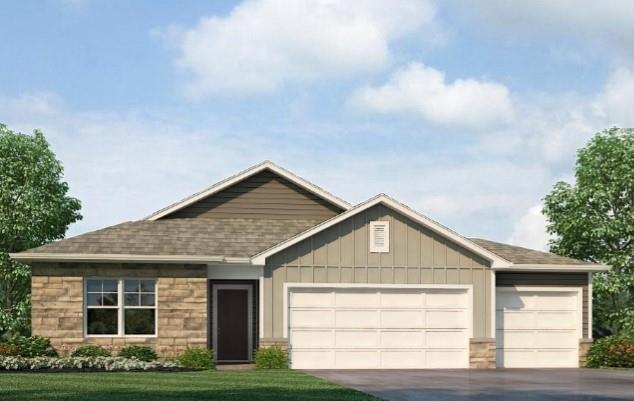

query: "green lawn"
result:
(0, 370), (380, 401)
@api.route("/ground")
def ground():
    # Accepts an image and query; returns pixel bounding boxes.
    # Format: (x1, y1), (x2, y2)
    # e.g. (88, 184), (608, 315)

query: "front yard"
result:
(0, 370), (379, 401)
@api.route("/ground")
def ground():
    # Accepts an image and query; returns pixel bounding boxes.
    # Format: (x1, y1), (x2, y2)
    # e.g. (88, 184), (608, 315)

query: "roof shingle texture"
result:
(470, 238), (593, 265)
(29, 218), (322, 257)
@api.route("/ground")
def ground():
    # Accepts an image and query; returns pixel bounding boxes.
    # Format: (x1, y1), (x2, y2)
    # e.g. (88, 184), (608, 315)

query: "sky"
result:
(1, 0), (633, 250)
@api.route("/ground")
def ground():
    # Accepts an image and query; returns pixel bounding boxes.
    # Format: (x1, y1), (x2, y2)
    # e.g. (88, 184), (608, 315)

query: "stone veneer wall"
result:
(579, 338), (593, 367)
(469, 338), (496, 368)
(259, 338), (289, 350)
(31, 262), (207, 356)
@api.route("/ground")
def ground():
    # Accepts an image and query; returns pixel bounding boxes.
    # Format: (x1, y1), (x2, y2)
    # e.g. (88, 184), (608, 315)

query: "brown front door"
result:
(215, 286), (250, 361)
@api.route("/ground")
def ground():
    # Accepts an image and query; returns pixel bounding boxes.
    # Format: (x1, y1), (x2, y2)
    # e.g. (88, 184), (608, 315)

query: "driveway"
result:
(308, 369), (634, 401)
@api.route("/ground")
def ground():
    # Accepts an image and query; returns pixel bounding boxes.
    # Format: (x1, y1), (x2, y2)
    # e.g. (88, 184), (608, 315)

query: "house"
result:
(11, 161), (608, 369)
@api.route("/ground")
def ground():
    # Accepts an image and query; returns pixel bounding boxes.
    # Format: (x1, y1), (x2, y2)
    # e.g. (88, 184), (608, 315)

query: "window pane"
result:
(87, 293), (101, 306)
(102, 292), (118, 306)
(125, 309), (155, 335)
(102, 280), (118, 292)
(140, 294), (155, 307)
(124, 280), (139, 293)
(87, 280), (102, 292)
(140, 280), (155, 293)
(87, 309), (118, 335)
(125, 293), (139, 306)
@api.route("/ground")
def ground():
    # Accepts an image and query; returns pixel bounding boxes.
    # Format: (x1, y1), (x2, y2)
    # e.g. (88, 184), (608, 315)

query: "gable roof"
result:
(12, 218), (322, 263)
(145, 161), (351, 220)
(252, 194), (512, 268)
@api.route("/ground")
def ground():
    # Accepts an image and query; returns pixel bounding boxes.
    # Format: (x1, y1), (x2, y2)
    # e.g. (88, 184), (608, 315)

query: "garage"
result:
(496, 287), (582, 368)
(286, 285), (472, 369)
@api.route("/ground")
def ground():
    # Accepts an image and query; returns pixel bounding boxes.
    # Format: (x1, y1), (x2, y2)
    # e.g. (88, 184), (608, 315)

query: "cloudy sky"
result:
(2, 0), (633, 250)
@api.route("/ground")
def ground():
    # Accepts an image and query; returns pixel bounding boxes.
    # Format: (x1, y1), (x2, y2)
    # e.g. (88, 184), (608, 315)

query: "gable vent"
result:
(369, 221), (390, 253)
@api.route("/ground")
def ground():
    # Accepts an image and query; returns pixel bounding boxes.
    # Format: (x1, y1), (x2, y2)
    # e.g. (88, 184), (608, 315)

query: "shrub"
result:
(177, 347), (215, 370)
(8, 336), (57, 357)
(71, 345), (112, 358)
(0, 343), (19, 356)
(118, 345), (157, 362)
(0, 356), (181, 371)
(587, 335), (634, 368)
(255, 346), (288, 369)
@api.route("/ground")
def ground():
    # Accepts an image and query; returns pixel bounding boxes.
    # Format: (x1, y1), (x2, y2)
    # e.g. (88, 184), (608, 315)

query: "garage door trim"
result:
(283, 283), (474, 340)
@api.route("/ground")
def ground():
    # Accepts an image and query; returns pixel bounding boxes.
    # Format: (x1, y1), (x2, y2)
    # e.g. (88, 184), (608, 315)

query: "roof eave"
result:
(492, 263), (610, 272)
(9, 252), (252, 265)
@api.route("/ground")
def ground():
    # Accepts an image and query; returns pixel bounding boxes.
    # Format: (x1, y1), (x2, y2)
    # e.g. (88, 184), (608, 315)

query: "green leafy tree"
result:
(543, 127), (634, 335)
(0, 123), (81, 336)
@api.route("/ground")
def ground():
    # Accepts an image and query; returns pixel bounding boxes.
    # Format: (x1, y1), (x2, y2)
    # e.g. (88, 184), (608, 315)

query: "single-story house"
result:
(11, 161), (608, 369)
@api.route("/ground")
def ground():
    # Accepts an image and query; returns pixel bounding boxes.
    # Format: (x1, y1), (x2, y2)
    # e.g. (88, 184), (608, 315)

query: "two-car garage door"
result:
(288, 286), (471, 369)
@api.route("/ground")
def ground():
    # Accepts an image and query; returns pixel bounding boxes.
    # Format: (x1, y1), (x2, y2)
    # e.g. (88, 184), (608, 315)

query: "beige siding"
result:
(496, 272), (590, 338)
(164, 170), (343, 220)
(263, 204), (493, 339)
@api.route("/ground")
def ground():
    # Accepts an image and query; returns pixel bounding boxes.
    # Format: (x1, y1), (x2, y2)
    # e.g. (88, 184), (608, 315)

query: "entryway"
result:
(210, 281), (257, 363)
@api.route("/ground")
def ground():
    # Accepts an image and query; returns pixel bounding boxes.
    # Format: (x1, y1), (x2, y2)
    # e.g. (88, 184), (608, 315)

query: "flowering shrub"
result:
(587, 335), (634, 368)
(0, 356), (182, 371)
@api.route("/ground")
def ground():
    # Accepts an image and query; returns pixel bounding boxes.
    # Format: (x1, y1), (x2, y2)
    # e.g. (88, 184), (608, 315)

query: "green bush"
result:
(255, 346), (288, 369)
(118, 345), (157, 362)
(0, 343), (19, 356)
(177, 347), (215, 370)
(8, 336), (57, 357)
(587, 335), (634, 368)
(71, 345), (112, 357)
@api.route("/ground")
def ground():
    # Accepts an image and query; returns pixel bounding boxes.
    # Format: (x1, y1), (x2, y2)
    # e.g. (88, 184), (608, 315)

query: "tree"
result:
(0, 124), (82, 336)
(543, 127), (634, 336)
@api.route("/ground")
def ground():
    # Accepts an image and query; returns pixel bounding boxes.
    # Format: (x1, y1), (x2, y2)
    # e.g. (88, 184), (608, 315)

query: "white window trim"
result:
(84, 277), (158, 338)
(282, 283), (474, 340)
(212, 283), (253, 363)
(369, 220), (390, 253)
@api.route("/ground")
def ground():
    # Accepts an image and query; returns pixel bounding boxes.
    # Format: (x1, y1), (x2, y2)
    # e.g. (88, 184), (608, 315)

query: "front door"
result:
(213, 284), (252, 362)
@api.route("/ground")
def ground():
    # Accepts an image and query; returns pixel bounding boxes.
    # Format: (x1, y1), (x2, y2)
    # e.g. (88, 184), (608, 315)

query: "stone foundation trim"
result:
(259, 338), (289, 349)
(470, 337), (496, 369)
(579, 338), (593, 367)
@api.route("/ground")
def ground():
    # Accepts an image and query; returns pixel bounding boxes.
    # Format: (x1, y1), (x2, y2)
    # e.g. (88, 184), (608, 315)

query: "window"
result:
(369, 221), (390, 253)
(86, 278), (156, 336)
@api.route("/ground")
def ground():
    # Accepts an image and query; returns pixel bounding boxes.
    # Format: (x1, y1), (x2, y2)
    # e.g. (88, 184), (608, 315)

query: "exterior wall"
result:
(496, 272), (590, 338)
(31, 263), (207, 356)
(262, 204), (493, 340)
(469, 338), (496, 369)
(579, 338), (593, 367)
(165, 170), (343, 220)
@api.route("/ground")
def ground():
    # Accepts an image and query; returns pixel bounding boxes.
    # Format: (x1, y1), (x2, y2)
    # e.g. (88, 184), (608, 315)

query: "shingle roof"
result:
(469, 238), (594, 265)
(28, 218), (322, 257)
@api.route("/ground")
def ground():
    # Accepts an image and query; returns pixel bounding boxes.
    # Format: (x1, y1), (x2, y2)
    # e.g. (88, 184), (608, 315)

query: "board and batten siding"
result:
(262, 204), (494, 339)
(164, 170), (343, 220)
(496, 272), (590, 338)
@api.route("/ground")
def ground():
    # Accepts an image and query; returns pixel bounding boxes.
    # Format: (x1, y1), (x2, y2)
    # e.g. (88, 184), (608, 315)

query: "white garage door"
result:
(287, 286), (471, 369)
(496, 287), (582, 368)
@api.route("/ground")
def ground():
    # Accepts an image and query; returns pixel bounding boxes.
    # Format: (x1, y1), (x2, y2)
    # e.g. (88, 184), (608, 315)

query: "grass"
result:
(0, 370), (380, 401)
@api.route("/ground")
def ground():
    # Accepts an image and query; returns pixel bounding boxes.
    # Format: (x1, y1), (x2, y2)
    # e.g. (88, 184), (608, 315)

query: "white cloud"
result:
(595, 67), (634, 126)
(159, 0), (438, 96)
(349, 62), (514, 129)
(507, 204), (550, 251)
(468, 1), (634, 59)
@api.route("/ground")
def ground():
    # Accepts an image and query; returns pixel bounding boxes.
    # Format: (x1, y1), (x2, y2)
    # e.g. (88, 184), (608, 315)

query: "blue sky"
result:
(2, 0), (633, 249)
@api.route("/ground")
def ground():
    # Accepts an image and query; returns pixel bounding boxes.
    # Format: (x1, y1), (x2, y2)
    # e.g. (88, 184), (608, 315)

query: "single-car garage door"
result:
(287, 285), (471, 369)
(496, 287), (582, 368)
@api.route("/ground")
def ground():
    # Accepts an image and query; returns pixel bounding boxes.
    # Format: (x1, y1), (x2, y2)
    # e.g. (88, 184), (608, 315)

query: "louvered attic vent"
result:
(369, 221), (390, 253)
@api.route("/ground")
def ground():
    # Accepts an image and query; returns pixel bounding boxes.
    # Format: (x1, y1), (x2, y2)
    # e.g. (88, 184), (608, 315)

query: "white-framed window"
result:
(85, 278), (157, 336)
(369, 221), (390, 253)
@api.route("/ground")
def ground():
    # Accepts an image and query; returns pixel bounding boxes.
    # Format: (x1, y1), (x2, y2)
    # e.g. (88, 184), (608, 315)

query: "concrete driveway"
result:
(308, 369), (634, 401)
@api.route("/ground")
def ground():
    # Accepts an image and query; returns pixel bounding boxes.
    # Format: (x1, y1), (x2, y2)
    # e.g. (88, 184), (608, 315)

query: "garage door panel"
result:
(496, 288), (580, 368)
(381, 310), (424, 328)
(335, 330), (378, 348)
(426, 310), (467, 328)
(289, 286), (471, 369)
(335, 291), (380, 308)
(380, 330), (425, 348)
(291, 329), (333, 348)
(291, 291), (333, 308)
(291, 309), (333, 328)
(335, 310), (377, 328)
